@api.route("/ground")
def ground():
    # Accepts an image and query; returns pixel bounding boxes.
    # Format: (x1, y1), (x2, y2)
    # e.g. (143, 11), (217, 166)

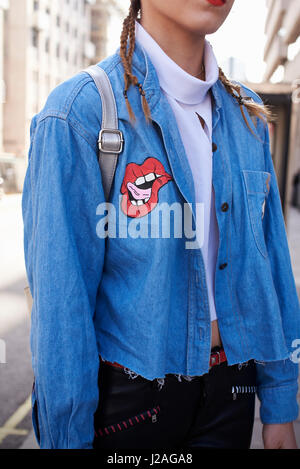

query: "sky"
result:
(207, 0), (268, 83)
(108, 0), (269, 83)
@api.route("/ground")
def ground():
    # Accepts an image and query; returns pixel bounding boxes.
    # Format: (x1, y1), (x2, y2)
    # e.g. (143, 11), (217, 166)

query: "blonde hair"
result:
(120, 0), (273, 135)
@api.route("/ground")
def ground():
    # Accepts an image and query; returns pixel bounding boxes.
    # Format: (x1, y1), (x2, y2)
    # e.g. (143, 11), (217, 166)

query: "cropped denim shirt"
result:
(22, 40), (300, 448)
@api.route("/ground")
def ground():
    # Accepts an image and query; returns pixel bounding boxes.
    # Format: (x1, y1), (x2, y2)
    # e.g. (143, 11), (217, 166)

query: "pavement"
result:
(0, 195), (300, 450)
(0, 194), (34, 450)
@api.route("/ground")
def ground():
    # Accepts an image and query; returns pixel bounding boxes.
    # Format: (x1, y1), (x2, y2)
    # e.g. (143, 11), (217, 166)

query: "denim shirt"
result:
(22, 40), (300, 449)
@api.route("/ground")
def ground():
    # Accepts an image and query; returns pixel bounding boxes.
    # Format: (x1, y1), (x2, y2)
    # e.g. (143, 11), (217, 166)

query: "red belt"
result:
(102, 359), (124, 370)
(101, 348), (227, 371)
(209, 349), (227, 367)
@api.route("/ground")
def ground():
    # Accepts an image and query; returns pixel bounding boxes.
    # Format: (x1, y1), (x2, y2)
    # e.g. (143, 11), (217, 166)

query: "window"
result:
(31, 27), (39, 48)
(45, 37), (50, 54)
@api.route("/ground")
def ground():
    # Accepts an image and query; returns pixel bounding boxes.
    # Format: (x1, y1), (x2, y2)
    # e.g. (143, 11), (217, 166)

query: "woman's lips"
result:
(205, 0), (226, 6)
(121, 157), (173, 218)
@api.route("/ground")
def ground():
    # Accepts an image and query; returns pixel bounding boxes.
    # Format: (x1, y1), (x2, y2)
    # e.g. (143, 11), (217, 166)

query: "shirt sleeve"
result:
(255, 119), (300, 424)
(22, 115), (106, 448)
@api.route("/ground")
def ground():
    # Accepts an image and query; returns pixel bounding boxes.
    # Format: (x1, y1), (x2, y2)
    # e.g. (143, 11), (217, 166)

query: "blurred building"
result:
(0, 0), (8, 154)
(91, 0), (127, 62)
(91, 0), (110, 62)
(3, 0), (96, 191)
(264, 0), (300, 82)
(0, 0), (15, 192)
(248, 0), (300, 218)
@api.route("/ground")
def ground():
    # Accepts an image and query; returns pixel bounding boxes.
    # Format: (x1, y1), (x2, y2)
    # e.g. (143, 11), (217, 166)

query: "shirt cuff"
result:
(257, 381), (299, 424)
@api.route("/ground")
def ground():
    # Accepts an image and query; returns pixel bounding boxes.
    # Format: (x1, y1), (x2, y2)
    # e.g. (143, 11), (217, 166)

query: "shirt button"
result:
(219, 263), (228, 270)
(221, 202), (229, 212)
(212, 143), (218, 152)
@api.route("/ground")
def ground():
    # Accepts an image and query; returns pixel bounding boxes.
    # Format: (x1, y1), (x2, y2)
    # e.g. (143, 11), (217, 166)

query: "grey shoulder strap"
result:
(83, 64), (124, 201)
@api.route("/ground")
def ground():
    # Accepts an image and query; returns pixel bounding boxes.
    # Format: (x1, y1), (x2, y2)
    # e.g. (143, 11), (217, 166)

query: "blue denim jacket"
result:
(22, 40), (300, 449)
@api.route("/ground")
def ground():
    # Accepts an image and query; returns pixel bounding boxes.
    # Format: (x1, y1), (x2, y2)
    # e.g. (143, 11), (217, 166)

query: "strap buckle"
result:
(98, 129), (124, 155)
(210, 351), (221, 367)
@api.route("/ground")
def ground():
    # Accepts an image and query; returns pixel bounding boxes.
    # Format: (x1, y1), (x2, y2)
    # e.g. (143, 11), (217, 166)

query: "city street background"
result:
(0, 0), (300, 450)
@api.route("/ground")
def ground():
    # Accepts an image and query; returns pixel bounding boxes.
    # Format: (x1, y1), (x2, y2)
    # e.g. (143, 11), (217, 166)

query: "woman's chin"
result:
(183, 20), (225, 36)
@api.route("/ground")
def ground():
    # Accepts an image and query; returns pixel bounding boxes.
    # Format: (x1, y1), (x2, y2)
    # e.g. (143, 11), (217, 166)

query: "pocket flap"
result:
(242, 170), (271, 195)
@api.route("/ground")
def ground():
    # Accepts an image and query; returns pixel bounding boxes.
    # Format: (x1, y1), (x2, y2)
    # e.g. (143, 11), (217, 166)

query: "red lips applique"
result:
(121, 157), (173, 218)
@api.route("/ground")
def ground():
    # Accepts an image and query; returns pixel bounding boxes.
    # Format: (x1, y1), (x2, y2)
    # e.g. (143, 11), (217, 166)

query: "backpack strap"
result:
(83, 64), (124, 201)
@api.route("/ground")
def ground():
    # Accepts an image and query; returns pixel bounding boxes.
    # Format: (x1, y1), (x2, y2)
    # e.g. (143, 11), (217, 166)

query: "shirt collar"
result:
(134, 19), (219, 106)
(114, 30), (223, 123)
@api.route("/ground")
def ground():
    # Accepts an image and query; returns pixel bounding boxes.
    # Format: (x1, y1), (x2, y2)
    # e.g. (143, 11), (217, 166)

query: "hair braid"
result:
(119, 0), (151, 124)
(218, 67), (274, 136)
(120, 0), (273, 132)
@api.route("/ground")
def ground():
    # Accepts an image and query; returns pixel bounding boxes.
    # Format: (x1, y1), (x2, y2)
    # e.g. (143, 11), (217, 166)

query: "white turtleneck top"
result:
(135, 20), (220, 322)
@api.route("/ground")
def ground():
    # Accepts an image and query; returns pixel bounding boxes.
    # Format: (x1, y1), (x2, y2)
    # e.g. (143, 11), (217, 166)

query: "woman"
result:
(22, 0), (300, 449)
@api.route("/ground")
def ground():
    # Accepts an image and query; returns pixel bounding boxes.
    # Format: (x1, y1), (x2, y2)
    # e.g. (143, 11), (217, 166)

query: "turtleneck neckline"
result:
(135, 20), (219, 106)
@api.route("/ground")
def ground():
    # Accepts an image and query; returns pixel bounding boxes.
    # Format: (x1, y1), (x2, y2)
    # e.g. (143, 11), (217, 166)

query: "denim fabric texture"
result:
(22, 40), (300, 448)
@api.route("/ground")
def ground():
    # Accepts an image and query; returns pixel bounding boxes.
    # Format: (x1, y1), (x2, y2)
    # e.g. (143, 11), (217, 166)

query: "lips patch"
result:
(121, 157), (173, 218)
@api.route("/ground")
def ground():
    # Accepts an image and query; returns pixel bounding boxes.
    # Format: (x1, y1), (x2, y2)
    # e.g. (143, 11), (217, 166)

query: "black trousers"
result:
(93, 357), (256, 449)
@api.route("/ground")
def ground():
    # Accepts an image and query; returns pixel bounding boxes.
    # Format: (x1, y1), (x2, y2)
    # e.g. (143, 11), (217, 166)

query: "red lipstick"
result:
(206, 0), (226, 6)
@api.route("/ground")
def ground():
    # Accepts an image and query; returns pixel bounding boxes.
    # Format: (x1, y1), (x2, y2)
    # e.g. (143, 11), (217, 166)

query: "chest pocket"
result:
(242, 170), (271, 258)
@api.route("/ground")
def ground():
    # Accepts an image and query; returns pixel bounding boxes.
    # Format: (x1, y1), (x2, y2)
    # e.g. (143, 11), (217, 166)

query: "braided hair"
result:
(120, 0), (273, 133)
(120, 0), (151, 123)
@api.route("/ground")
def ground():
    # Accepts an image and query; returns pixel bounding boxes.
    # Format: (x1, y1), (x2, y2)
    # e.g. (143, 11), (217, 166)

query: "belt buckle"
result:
(210, 351), (221, 367)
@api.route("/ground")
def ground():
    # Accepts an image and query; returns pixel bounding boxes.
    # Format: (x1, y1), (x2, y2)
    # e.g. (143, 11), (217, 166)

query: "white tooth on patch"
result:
(137, 200), (143, 206)
(145, 197), (150, 203)
(145, 173), (155, 182)
(135, 176), (145, 186)
(131, 200), (137, 206)
(155, 174), (162, 178)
